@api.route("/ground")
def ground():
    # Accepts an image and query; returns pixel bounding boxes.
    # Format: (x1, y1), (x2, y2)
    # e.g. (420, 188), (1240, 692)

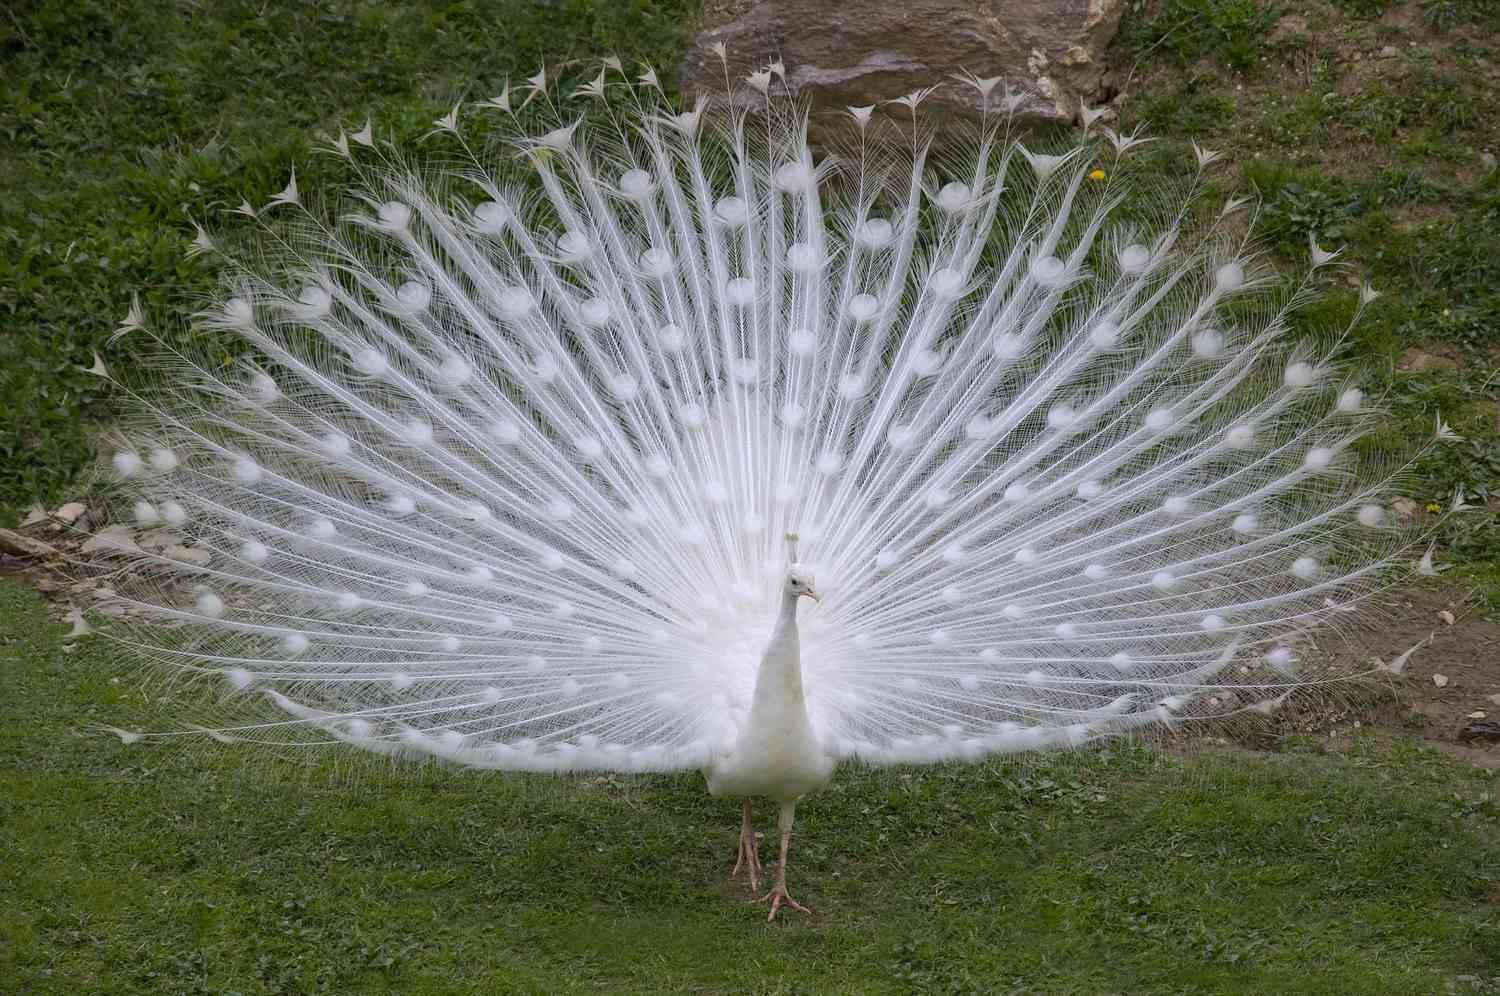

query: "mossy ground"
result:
(2, 580), (1498, 993)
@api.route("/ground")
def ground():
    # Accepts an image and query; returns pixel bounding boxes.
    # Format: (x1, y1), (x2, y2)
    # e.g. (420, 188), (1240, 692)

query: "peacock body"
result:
(101, 61), (1422, 915)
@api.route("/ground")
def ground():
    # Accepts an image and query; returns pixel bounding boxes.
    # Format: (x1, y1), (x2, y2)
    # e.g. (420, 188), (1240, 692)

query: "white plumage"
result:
(101, 60), (1422, 917)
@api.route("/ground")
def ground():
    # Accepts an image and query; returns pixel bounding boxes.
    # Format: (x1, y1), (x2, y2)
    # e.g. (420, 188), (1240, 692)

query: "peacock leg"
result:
(730, 798), (762, 890)
(758, 798), (811, 920)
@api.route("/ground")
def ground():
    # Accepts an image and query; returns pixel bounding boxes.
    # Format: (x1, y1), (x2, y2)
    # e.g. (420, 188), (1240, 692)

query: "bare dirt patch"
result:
(1313, 587), (1500, 767)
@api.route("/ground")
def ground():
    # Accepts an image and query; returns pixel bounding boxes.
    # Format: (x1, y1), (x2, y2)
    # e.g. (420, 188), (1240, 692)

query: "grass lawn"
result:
(3, 579), (1497, 994)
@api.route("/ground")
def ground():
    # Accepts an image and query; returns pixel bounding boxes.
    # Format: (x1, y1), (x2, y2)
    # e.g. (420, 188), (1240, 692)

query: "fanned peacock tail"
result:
(99, 60), (1429, 771)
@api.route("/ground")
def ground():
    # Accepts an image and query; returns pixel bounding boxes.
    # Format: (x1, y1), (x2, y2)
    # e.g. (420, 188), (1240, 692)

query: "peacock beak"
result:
(803, 587), (820, 602)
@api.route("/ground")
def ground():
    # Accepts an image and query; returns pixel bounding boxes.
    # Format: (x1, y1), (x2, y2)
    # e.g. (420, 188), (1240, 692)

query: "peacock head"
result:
(785, 569), (820, 602)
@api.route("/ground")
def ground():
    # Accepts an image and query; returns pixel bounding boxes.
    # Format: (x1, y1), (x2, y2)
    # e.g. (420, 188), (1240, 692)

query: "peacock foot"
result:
(731, 829), (763, 891)
(756, 883), (811, 921)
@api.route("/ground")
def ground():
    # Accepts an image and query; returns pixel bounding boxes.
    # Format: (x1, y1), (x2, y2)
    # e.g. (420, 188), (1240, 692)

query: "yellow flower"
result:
(1424, 502), (1441, 513)
(1088, 169), (1106, 181)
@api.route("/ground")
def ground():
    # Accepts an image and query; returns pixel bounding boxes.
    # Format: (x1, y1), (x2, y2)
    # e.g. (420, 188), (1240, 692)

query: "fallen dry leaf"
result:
(1436, 609), (1455, 625)
(1432, 674), (1449, 688)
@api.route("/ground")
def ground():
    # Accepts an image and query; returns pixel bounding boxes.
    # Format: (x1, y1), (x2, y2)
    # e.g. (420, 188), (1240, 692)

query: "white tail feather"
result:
(100, 64), (1415, 771)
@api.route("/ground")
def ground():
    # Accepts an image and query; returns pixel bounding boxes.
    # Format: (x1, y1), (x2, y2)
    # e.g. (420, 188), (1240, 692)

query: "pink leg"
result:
(730, 799), (762, 891)
(758, 799), (811, 920)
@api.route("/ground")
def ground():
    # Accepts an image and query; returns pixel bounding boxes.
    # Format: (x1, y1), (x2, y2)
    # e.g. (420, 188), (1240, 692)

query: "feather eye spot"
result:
(395, 281), (431, 313)
(558, 230), (593, 263)
(298, 285), (332, 316)
(1215, 260), (1246, 291)
(1338, 388), (1364, 412)
(1266, 646), (1295, 672)
(489, 419), (520, 445)
(725, 277), (755, 306)
(1304, 446), (1334, 471)
(1031, 255), (1067, 286)
(231, 456), (262, 485)
(847, 293), (880, 322)
(618, 168), (654, 198)
(992, 332), (1025, 359)
(787, 242), (822, 273)
(377, 201), (412, 232)
(249, 372), (279, 403)
(774, 162), (813, 191)
(497, 287), (534, 318)
(936, 182), (971, 212)
(928, 267), (964, 297)
(1191, 328), (1225, 358)
(113, 451), (143, 477)
(353, 347), (388, 376)
(437, 354), (471, 387)
(713, 196), (748, 226)
(472, 201), (511, 234)
(640, 247), (674, 278)
(319, 431), (350, 457)
(1118, 243), (1151, 273)
(1089, 321), (1119, 348)
(657, 324), (685, 352)
(223, 297), (255, 326)
(1284, 361), (1317, 388)
(1047, 404), (1077, 429)
(580, 297), (612, 326)
(855, 217), (893, 248)
(401, 419), (434, 445)
(1357, 504), (1385, 527)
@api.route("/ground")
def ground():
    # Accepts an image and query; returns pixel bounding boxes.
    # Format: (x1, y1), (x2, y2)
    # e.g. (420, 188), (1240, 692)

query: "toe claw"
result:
(757, 886), (811, 920)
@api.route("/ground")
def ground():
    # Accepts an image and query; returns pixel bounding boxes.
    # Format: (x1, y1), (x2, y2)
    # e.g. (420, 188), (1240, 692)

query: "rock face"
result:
(680, 0), (1124, 122)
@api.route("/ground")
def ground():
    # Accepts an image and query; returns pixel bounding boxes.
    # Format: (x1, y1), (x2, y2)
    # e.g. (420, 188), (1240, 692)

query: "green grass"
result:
(1113, 0), (1500, 613)
(0, 0), (697, 515)
(3, 579), (1498, 994)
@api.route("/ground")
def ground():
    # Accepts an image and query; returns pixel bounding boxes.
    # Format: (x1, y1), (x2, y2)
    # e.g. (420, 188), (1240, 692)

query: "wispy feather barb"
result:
(100, 61), (1418, 772)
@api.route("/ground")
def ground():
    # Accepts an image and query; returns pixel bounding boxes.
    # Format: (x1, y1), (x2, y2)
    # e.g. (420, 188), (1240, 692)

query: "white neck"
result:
(749, 589), (806, 718)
